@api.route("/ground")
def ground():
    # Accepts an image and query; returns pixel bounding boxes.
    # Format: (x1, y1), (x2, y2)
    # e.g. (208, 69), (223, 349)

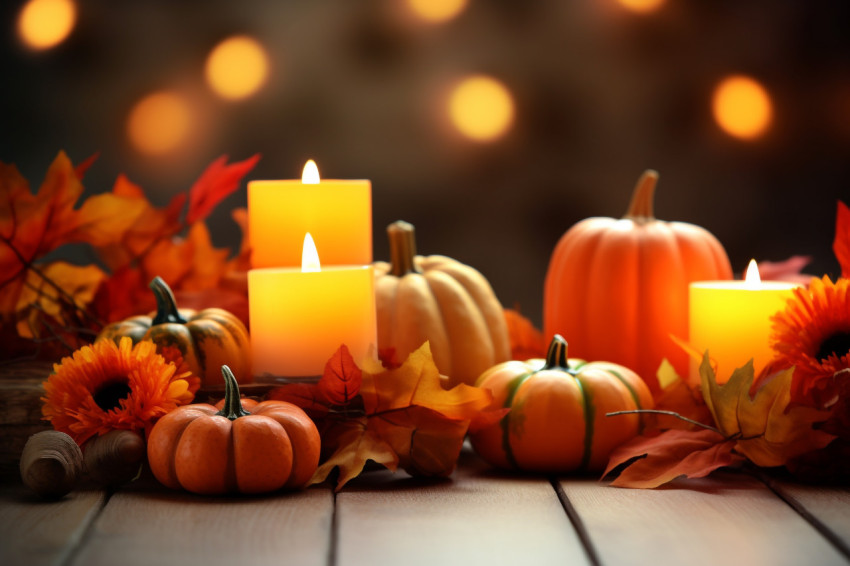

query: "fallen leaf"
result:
(504, 307), (546, 360)
(699, 354), (835, 467)
(604, 428), (741, 489)
(835, 200), (850, 278)
(186, 154), (260, 225)
(318, 344), (362, 406)
(274, 342), (498, 490)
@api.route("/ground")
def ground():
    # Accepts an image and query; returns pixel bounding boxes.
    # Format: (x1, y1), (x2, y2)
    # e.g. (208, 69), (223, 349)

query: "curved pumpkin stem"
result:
(387, 220), (421, 277)
(542, 334), (570, 371)
(623, 169), (658, 223)
(216, 365), (250, 421)
(149, 277), (188, 325)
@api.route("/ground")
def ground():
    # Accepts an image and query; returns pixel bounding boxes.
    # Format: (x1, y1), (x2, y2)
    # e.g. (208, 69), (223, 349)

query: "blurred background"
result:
(2, 0), (849, 326)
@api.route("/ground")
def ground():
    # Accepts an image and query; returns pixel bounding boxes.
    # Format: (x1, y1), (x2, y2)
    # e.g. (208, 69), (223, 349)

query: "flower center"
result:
(93, 380), (132, 412)
(816, 332), (850, 362)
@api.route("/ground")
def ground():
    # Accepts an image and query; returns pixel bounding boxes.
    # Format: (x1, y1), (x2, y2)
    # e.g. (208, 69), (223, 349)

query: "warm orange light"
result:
(744, 259), (761, 286)
(302, 160), (320, 184)
(127, 92), (192, 156)
(712, 76), (773, 140)
(617, 0), (665, 14)
(448, 76), (515, 142)
(302, 233), (321, 272)
(205, 36), (270, 100)
(406, 0), (468, 23)
(18, 0), (76, 50)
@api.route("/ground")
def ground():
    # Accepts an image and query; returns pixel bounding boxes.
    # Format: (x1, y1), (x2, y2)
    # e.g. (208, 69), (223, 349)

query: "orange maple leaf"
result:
(503, 307), (546, 360)
(271, 342), (499, 491)
(186, 154), (260, 224)
(835, 200), (850, 278)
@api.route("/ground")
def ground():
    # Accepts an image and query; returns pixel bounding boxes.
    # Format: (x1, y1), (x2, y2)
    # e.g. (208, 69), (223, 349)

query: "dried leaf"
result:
(277, 341), (498, 490)
(504, 307), (546, 360)
(699, 354), (835, 467)
(310, 419), (399, 489)
(318, 344), (362, 406)
(186, 154), (260, 225)
(605, 429), (741, 489)
(835, 200), (850, 278)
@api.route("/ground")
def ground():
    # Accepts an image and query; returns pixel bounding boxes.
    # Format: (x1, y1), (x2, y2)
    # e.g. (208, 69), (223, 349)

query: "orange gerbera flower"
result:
(770, 276), (850, 408)
(42, 337), (200, 445)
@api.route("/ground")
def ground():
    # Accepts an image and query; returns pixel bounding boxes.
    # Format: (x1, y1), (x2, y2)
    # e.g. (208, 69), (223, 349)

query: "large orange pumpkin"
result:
(470, 335), (654, 472)
(544, 170), (732, 394)
(147, 365), (320, 494)
(373, 220), (511, 388)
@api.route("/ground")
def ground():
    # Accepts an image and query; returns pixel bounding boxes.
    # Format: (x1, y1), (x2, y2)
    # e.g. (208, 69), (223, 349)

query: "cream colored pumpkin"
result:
(373, 221), (511, 387)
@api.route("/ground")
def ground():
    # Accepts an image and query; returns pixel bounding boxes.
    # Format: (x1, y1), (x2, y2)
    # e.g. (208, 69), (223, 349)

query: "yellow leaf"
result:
(698, 353), (834, 467)
(309, 419), (399, 491)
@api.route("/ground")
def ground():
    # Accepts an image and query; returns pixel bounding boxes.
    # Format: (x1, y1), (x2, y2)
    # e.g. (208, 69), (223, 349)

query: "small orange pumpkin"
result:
(97, 277), (251, 387)
(373, 221), (511, 387)
(544, 170), (732, 394)
(470, 335), (654, 472)
(146, 365), (320, 494)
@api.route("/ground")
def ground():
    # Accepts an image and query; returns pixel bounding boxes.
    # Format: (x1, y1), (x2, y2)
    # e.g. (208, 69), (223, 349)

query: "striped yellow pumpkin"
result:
(470, 334), (653, 472)
(97, 277), (251, 387)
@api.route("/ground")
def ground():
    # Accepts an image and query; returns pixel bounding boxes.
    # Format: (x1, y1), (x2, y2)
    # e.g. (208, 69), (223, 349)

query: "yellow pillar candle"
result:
(248, 160), (372, 268)
(689, 260), (798, 383)
(249, 234), (377, 380)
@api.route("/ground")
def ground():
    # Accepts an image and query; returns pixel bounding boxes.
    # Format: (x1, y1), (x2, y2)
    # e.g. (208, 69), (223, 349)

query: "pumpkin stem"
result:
(216, 365), (250, 421)
(623, 169), (658, 223)
(542, 334), (570, 371)
(387, 220), (421, 276)
(149, 277), (188, 325)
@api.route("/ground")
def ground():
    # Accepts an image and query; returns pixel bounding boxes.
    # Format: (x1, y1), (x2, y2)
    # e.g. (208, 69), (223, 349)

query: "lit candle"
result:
(248, 233), (377, 380)
(689, 260), (799, 383)
(248, 160), (372, 268)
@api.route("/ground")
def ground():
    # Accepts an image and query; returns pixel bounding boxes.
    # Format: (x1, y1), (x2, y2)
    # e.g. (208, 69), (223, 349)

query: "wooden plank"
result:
(771, 481), (850, 558)
(0, 361), (54, 479)
(335, 451), (590, 566)
(69, 474), (334, 566)
(0, 482), (106, 566)
(560, 472), (849, 566)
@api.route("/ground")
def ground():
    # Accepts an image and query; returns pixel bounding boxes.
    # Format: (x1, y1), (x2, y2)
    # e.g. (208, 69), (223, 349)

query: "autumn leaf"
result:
(835, 200), (850, 278)
(319, 345), (362, 406)
(604, 429), (741, 489)
(504, 307), (546, 360)
(311, 419), (399, 488)
(699, 354), (835, 467)
(274, 342), (498, 491)
(186, 154), (260, 224)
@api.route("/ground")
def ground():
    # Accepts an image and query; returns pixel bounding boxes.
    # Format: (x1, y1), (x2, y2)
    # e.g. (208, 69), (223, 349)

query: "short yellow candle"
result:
(689, 260), (798, 383)
(248, 160), (372, 268)
(249, 234), (377, 379)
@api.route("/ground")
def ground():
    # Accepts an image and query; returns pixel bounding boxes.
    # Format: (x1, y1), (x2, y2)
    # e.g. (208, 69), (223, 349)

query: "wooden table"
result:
(2, 447), (849, 566)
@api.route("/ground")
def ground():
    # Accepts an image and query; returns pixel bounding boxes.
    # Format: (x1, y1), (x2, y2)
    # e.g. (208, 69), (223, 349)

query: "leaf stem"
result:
(606, 409), (721, 435)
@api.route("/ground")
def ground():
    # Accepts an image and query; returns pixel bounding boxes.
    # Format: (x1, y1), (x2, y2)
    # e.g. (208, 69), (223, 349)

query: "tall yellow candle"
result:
(249, 234), (377, 380)
(689, 260), (798, 383)
(248, 160), (372, 268)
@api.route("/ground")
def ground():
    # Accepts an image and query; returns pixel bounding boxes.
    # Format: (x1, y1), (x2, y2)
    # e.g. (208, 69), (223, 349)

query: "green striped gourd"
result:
(470, 334), (654, 472)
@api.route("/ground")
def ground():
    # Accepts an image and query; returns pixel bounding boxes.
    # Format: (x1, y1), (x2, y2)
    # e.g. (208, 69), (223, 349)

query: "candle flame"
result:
(744, 259), (761, 285)
(302, 160), (320, 184)
(302, 233), (321, 272)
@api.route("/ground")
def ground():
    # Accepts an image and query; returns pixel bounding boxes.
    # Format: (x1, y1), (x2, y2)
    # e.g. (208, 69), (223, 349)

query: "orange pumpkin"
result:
(147, 365), (320, 494)
(373, 220), (511, 387)
(97, 277), (251, 387)
(544, 170), (732, 394)
(470, 335), (654, 472)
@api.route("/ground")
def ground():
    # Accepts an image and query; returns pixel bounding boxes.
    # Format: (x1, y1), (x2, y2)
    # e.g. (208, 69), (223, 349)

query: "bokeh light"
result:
(127, 92), (192, 156)
(205, 36), (270, 100)
(616, 0), (666, 14)
(712, 75), (773, 140)
(448, 76), (515, 142)
(17, 0), (77, 50)
(406, 0), (468, 23)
